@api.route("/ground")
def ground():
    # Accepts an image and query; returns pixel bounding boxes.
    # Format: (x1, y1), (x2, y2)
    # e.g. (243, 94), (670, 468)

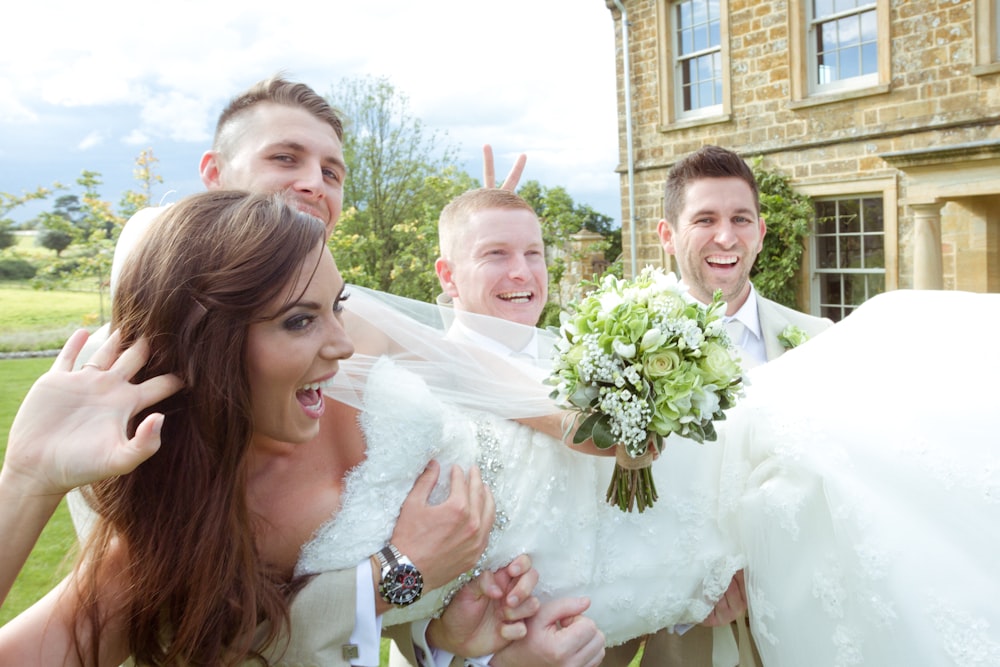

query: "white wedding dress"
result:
(298, 289), (1000, 667)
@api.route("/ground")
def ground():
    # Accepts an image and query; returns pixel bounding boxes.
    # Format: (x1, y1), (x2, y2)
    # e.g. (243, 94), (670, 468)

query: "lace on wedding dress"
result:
(301, 287), (1000, 664)
(298, 355), (742, 645)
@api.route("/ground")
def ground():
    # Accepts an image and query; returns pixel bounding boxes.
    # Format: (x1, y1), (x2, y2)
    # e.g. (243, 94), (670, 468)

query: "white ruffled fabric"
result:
(720, 290), (1000, 666)
(298, 355), (741, 646)
(299, 289), (1000, 664)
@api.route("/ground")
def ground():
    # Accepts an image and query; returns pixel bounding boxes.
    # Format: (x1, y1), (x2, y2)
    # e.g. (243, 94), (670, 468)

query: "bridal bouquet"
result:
(547, 267), (744, 512)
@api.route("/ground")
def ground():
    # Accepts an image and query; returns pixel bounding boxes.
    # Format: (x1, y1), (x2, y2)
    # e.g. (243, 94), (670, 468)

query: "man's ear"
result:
(435, 257), (460, 298)
(199, 151), (223, 190)
(656, 219), (676, 254)
(756, 216), (767, 253)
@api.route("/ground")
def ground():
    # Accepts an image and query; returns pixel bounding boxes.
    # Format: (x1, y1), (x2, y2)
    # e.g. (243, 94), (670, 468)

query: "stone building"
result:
(604, 0), (1000, 320)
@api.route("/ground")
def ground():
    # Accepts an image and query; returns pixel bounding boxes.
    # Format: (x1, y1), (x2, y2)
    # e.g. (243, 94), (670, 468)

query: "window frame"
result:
(674, 0), (724, 119)
(796, 177), (898, 319)
(811, 194), (886, 321)
(973, 0), (1000, 75)
(809, 1), (879, 94)
(656, 0), (732, 129)
(788, 0), (891, 107)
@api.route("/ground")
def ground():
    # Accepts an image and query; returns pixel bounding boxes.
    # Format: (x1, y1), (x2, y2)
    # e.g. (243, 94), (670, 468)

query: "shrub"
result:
(0, 257), (37, 280)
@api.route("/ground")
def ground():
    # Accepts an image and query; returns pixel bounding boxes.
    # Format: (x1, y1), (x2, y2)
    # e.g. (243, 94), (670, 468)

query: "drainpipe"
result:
(612, 0), (638, 278)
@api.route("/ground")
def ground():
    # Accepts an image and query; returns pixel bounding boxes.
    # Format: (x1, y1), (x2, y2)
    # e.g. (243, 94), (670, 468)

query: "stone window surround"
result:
(974, 0), (1000, 76)
(796, 176), (899, 313)
(655, 0), (733, 129)
(811, 194), (888, 320)
(788, 0), (890, 107)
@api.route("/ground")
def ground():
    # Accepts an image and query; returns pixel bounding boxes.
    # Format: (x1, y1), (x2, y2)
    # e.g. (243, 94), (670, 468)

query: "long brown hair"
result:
(78, 191), (326, 665)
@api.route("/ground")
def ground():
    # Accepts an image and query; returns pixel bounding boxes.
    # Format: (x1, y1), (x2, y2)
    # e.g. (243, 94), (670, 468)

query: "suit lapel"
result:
(756, 295), (792, 362)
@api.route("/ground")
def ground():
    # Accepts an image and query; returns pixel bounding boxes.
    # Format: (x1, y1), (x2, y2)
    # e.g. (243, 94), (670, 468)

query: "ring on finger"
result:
(82, 362), (103, 370)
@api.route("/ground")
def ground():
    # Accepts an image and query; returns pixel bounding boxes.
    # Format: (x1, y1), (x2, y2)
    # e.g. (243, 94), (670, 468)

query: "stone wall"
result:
(604, 0), (1000, 304)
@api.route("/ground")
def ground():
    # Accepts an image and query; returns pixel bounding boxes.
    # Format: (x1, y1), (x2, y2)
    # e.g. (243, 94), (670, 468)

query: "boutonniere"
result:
(778, 325), (810, 350)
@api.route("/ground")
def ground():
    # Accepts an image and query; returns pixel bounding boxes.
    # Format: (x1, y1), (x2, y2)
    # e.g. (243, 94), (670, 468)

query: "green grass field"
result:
(0, 357), (76, 626)
(0, 286), (106, 352)
(0, 261), (95, 620)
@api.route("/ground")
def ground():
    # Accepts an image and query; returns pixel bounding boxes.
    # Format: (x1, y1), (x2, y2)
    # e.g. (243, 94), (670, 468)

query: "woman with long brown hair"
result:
(0, 191), (508, 666)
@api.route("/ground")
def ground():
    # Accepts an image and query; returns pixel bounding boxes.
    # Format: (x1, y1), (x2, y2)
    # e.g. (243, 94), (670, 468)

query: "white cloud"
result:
(122, 129), (151, 146)
(139, 91), (215, 143)
(0, 0), (623, 219)
(0, 95), (37, 124)
(77, 131), (105, 151)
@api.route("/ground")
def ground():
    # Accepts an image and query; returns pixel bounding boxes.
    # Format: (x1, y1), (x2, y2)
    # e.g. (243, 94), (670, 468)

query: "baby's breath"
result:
(545, 267), (746, 511)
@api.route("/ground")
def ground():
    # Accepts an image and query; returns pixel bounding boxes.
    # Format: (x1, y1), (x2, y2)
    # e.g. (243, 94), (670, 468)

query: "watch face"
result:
(380, 562), (423, 606)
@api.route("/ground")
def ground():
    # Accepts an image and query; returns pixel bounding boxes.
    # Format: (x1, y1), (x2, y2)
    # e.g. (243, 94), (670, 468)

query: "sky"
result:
(0, 1), (623, 226)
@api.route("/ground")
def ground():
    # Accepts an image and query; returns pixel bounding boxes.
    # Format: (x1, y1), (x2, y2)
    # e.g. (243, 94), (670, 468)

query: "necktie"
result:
(724, 318), (746, 347)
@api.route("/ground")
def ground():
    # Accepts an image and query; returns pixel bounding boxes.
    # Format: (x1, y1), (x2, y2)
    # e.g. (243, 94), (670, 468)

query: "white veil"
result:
(325, 285), (562, 419)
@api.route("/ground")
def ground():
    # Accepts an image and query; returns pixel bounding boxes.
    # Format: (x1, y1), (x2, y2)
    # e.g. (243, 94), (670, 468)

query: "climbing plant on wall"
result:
(750, 157), (814, 310)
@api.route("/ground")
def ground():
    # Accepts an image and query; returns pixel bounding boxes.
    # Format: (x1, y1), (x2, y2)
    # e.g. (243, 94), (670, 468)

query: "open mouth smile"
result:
(498, 291), (533, 303)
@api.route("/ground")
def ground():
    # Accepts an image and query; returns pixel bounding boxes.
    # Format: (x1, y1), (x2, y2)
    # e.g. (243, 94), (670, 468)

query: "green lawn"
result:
(0, 357), (76, 626)
(0, 285), (106, 352)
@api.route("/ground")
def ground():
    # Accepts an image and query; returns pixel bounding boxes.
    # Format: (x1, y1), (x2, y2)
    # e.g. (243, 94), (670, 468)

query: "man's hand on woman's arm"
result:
(426, 553), (540, 657)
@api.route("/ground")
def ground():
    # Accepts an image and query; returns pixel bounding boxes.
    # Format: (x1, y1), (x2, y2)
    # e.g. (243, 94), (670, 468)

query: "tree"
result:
(77, 171), (122, 242)
(1, 186), (55, 222)
(119, 149), (163, 220)
(327, 76), (472, 301)
(749, 157), (814, 309)
(517, 180), (621, 316)
(0, 219), (15, 251)
(70, 161), (154, 321)
(575, 203), (622, 265)
(1, 185), (55, 248)
(53, 194), (84, 230)
(29, 153), (156, 323)
(36, 211), (76, 256)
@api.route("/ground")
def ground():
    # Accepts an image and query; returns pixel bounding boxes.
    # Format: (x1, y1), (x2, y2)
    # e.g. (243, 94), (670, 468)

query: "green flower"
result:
(778, 325), (810, 350)
(699, 341), (741, 386)
(644, 349), (683, 378)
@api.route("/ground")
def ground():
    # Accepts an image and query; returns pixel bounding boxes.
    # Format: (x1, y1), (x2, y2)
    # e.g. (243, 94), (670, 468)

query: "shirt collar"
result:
(446, 318), (540, 359)
(726, 284), (762, 340)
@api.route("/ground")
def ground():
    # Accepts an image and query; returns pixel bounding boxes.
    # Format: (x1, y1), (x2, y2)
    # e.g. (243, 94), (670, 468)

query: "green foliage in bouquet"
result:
(547, 267), (745, 511)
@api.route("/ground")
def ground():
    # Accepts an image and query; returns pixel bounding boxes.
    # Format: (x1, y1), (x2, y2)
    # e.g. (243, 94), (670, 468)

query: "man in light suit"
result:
(603, 145), (831, 667)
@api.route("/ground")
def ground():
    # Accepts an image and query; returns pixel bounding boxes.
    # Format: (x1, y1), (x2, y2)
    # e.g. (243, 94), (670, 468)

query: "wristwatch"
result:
(374, 544), (424, 607)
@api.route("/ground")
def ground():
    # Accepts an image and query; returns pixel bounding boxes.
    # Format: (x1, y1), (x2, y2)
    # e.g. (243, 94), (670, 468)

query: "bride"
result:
(9, 189), (996, 665)
(307, 284), (1000, 666)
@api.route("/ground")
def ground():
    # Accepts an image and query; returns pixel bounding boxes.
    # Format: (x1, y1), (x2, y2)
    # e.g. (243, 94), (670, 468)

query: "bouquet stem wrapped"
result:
(608, 444), (658, 512)
(548, 267), (744, 512)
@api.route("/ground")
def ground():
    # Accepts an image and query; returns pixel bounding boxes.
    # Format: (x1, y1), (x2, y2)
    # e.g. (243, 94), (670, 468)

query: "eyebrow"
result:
(690, 207), (757, 218)
(272, 299), (321, 318)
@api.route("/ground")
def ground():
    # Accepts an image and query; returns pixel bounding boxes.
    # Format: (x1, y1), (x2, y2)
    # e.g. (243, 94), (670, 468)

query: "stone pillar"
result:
(911, 202), (944, 290)
(561, 229), (607, 304)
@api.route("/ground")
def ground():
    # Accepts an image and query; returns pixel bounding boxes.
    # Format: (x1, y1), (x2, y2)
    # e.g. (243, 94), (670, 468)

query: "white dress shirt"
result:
(724, 285), (766, 369)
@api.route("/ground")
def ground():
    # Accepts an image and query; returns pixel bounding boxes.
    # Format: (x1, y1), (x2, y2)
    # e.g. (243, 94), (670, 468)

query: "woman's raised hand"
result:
(3, 328), (183, 497)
